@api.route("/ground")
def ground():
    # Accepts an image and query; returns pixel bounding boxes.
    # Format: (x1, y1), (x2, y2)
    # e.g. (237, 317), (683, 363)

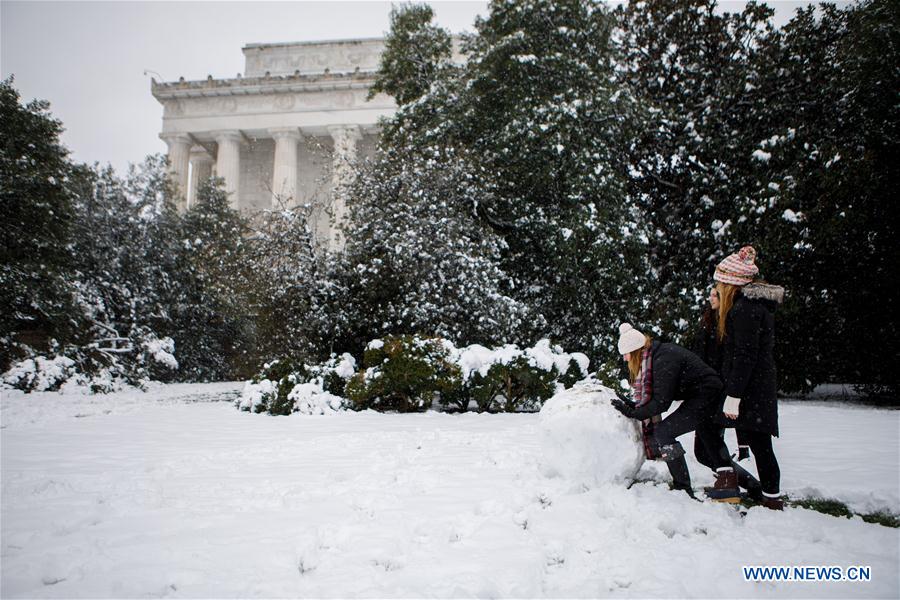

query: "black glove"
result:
(736, 446), (750, 462)
(610, 398), (636, 418)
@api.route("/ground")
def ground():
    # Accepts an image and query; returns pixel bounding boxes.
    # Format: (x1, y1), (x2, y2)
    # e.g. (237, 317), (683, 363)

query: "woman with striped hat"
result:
(712, 246), (786, 510)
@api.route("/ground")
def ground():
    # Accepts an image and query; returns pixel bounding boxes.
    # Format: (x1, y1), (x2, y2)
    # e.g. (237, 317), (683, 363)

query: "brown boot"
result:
(705, 468), (740, 503)
(760, 493), (784, 510)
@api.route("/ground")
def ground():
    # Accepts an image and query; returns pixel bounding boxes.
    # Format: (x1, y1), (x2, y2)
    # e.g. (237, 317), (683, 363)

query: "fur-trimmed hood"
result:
(741, 282), (785, 305)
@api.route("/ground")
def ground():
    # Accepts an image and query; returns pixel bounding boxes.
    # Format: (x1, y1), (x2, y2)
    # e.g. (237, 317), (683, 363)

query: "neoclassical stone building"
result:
(152, 38), (398, 250)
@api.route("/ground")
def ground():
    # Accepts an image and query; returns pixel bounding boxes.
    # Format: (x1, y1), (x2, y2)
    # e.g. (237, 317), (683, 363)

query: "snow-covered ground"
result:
(2, 383), (898, 598)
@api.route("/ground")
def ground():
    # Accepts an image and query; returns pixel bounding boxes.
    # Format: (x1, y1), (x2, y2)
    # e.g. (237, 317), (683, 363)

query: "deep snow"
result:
(2, 383), (898, 598)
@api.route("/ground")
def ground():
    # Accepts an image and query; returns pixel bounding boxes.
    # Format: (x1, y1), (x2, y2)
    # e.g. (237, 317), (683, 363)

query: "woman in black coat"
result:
(611, 323), (739, 502)
(712, 246), (785, 509)
(691, 286), (762, 499)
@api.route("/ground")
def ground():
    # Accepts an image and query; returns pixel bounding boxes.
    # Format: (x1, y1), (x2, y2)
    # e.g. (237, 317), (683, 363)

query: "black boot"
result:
(659, 442), (694, 498)
(666, 456), (695, 498)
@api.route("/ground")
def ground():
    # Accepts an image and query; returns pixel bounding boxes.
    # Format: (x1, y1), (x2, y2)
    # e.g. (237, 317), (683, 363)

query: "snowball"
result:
(539, 379), (644, 488)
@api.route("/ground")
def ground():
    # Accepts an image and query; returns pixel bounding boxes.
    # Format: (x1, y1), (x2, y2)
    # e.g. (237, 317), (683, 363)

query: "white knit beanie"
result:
(617, 323), (646, 355)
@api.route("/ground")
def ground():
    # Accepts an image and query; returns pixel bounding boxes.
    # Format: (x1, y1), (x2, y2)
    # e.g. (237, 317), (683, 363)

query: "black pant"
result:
(740, 429), (781, 495)
(694, 428), (751, 470)
(651, 399), (730, 471)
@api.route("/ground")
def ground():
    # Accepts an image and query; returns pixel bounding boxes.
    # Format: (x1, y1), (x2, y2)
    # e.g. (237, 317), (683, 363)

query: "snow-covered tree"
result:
(614, 0), (779, 335)
(368, 3), (454, 106)
(339, 145), (538, 348)
(243, 203), (323, 364)
(733, 0), (899, 393)
(0, 77), (78, 370)
(368, 0), (649, 365)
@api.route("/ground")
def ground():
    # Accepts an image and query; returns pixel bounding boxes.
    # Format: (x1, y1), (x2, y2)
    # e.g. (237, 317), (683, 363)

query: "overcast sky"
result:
(3, 1), (827, 174)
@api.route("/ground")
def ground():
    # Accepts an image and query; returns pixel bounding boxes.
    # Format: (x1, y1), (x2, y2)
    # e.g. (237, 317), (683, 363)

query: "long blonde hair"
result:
(716, 282), (740, 341)
(626, 336), (653, 383)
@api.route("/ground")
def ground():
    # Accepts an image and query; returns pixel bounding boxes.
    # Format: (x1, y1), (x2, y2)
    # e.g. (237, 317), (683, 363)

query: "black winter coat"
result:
(630, 341), (723, 421)
(691, 311), (723, 374)
(716, 282), (784, 436)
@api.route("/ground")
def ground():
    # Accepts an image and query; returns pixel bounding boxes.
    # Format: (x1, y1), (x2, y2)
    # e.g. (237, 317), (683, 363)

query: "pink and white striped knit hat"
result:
(714, 246), (759, 286)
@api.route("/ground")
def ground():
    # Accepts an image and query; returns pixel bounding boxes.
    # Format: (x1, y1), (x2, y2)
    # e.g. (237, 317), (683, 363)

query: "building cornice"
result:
(151, 71), (378, 101)
(242, 37), (385, 50)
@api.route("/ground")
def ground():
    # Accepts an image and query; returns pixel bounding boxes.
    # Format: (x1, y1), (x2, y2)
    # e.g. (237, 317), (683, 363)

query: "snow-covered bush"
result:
(237, 337), (590, 415)
(236, 359), (303, 414)
(1, 347), (145, 395)
(288, 383), (346, 416)
(306, 353), (357, 397)
(345, 335), (461, 412)
(454, 339), (590, 412)
(235, 353), (356, 415)
(237, 378), (278, 414)
(539, 378), (644, 488)
(2, 355), (77, 392)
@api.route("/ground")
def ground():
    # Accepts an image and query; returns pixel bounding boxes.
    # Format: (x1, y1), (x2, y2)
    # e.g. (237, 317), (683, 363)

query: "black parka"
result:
(630, 341), (723, 421)
(716, 282), (785, 436)
(690, 310), (723, 373)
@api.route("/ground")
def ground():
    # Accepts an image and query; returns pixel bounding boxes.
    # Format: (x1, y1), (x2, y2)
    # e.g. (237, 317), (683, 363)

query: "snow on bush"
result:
(2, 355), (77, 392)
(539, 378), (644, 488)
(239, 338), (591, 415)
(288, 383), (346, 415)
(450, 339), (590, 412)
(142, 336), (178, 370)
(346, 336), (461, 412)
(237, 378), (277, 413)
(454, 339), (588, 383)
(2, 353), (139, 394)
(752, 149), (772, 162)
(235, 354), (356, 415)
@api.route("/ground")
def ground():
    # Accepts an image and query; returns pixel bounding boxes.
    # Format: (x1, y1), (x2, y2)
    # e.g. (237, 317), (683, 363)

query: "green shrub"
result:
(469, 356), (557, 412)
(594, 357), (630, 398)
(237, 354), (357, 415)
(345, 335), (462, 412)
(558, 357), (589, 390)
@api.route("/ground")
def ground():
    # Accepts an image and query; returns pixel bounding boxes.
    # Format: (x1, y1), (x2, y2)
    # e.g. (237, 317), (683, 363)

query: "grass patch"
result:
(790, 497), (854, 518)
(787, 496), (899, 528)
(860, 511), (900, 528)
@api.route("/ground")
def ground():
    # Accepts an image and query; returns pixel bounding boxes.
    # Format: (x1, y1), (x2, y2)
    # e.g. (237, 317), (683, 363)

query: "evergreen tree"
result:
(734, 0), (899, 392)
(177, 178), (254, 380)
(338, 144), (538, 349)
(244, 203), (322, 364)
(379, 0), (648, 362)
(614, 0), (778, 335)
(368, 3), (454, 106)
(0, 77), (78, 369)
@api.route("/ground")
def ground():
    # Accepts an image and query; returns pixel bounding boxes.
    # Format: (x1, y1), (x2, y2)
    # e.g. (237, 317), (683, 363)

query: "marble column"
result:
(269, 127), (301, 208)
(188, 150), (215, 209)
(215, 130), (243, 211)
(327, 125), (362, 251)
(160, 132), (191, 212)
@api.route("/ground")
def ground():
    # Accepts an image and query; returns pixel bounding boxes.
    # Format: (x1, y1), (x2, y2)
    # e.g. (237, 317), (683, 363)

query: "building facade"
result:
(152, 38), (397, 250)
